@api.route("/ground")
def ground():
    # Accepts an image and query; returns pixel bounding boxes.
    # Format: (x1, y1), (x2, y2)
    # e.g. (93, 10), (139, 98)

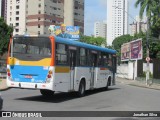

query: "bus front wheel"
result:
(40, 89), (54, 97)
(77, 80), (85, 97)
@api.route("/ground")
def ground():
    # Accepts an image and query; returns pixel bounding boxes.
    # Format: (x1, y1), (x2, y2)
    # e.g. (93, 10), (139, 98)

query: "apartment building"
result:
(130, 16), (147, 36)
(7, 0), (84, 35)
(1, 0), (7, 20)
(94, 21), (107, 39)
(107, 0), (129, 45)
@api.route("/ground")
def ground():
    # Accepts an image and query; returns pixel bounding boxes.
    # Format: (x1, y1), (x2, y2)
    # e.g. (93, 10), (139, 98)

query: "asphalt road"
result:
(1, 83), (160, 119)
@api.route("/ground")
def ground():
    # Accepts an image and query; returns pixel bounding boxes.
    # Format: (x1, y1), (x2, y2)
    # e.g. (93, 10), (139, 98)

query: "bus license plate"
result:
(24, 75), (32, 79)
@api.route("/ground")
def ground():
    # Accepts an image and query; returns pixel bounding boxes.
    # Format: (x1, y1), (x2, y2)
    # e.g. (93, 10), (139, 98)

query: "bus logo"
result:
(24, 75), (32, 79)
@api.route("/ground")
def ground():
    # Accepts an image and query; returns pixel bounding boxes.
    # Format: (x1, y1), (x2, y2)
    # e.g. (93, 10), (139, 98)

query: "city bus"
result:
(7, 35), (117, 97)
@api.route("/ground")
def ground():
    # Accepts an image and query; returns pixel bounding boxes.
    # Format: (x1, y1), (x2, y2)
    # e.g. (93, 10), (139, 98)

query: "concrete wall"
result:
(143, 63), (153, 75)
(117, 62), (135, 79)
(117, 61), (153, 80)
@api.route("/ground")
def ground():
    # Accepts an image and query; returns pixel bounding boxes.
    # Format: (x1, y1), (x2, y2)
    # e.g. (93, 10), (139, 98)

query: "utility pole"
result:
(146, 17), (150, 85)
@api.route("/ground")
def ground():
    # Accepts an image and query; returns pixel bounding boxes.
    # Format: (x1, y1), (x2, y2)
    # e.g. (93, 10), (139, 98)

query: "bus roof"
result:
(55, 37), (117, 54)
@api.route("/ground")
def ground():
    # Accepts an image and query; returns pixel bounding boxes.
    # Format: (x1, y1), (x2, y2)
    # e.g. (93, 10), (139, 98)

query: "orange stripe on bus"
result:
(7, 37), (12, 64)
(100, 68), (108, 70)
(49, 36), (55, 66)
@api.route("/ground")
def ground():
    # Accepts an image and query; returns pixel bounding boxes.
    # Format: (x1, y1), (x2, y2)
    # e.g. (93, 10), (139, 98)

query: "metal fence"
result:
(137, 60), (143, 77)
(153, 59), (160, 79)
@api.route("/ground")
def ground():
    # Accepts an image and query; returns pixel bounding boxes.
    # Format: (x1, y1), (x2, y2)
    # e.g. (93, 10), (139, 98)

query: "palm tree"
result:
(135, 0), (160, 38)
(135, 0), (158, 19)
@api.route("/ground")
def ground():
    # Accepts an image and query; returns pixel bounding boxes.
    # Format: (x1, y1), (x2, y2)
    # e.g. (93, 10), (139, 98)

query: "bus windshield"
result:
(11, 37), (51, 61)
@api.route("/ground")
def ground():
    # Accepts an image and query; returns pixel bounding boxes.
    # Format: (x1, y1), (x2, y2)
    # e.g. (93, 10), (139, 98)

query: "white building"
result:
(7, 0), (26, 35)
(7, 0), (84, 36)
(107, 0), (129, 45)
(94, 21), (107, 39)
(130, 16), (147, 36)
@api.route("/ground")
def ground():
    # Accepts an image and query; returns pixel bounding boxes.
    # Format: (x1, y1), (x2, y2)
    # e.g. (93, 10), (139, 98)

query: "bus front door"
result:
(90, 52), (98, 89)
(69, 49), (77, 91)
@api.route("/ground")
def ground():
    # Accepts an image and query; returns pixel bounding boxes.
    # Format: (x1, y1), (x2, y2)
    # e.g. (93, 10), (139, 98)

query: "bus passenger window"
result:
(80, 48), (87, 66)
(108, 55), (112, 67)
(56, 44), (68, 65)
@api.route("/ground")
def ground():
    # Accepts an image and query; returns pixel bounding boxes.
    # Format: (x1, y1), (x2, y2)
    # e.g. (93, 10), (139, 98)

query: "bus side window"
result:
(108, 54), (112, 67)
(79, 48), (87, 66)
(98, 52), (104, 67)
(56, 43), (68, 65)
(103, 53), (108, 67)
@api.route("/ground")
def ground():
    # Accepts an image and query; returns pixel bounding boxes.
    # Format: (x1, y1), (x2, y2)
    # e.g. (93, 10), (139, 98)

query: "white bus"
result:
(7, 36), (117, 97)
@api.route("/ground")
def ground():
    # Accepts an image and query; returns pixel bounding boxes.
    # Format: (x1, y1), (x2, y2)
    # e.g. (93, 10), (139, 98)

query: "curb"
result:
(117, 78), (160, 91)
(0, 87), (11, 92)
(128, 84), (160, 91)
(0, 79), (10, 92)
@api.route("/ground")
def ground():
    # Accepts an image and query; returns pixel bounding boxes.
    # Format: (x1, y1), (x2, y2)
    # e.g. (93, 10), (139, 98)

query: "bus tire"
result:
(40, 89), (54, 97)
(77, 80), (85, 97)
(105, 77), (111, 90)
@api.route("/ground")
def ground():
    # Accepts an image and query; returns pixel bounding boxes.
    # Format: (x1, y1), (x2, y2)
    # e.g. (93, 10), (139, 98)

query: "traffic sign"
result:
(146, 57), (150, 62)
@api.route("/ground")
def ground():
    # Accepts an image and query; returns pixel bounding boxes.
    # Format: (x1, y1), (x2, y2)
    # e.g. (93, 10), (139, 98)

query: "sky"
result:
(84, 0), (140, 36)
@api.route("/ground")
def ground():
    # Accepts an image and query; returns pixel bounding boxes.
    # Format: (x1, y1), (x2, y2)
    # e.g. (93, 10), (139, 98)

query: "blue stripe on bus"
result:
(55, 37), (117, 54)
(10, 65), (49, 83)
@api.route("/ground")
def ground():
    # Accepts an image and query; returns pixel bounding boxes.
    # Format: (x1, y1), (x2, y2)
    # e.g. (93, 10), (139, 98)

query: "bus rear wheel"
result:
(77, 80), (85, 97)
(40, 89), (54, 97)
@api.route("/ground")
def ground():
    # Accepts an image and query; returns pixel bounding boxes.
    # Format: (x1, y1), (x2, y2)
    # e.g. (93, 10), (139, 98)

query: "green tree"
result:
(135, 0), (157, 19)
(0, 17), (13, 55)
(150, 0), (160, 38)
(135, 0), (160, 59)
(80, 35), (106, 47)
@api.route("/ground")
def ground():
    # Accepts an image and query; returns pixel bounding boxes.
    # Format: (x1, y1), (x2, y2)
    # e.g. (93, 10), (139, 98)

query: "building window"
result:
(39, 4), (41, 8)
(38, 31), (40, 35)
(16, 0), (20, 3)
(38, 24), (40, 28)
(16, 17), (19, 21)
(15, 29), (19, 32)
(16, 5), (19, 9)
(16, 11), (19, 15)
(16, 23), (19, 26)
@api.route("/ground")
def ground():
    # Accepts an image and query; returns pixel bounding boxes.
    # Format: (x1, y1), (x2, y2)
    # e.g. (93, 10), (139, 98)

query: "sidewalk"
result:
(116, 77), (160, 90)
(0, 79), (9, 91)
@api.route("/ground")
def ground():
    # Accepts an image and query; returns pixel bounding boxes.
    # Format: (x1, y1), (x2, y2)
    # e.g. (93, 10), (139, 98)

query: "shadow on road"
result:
(15, 87), (120, 103)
